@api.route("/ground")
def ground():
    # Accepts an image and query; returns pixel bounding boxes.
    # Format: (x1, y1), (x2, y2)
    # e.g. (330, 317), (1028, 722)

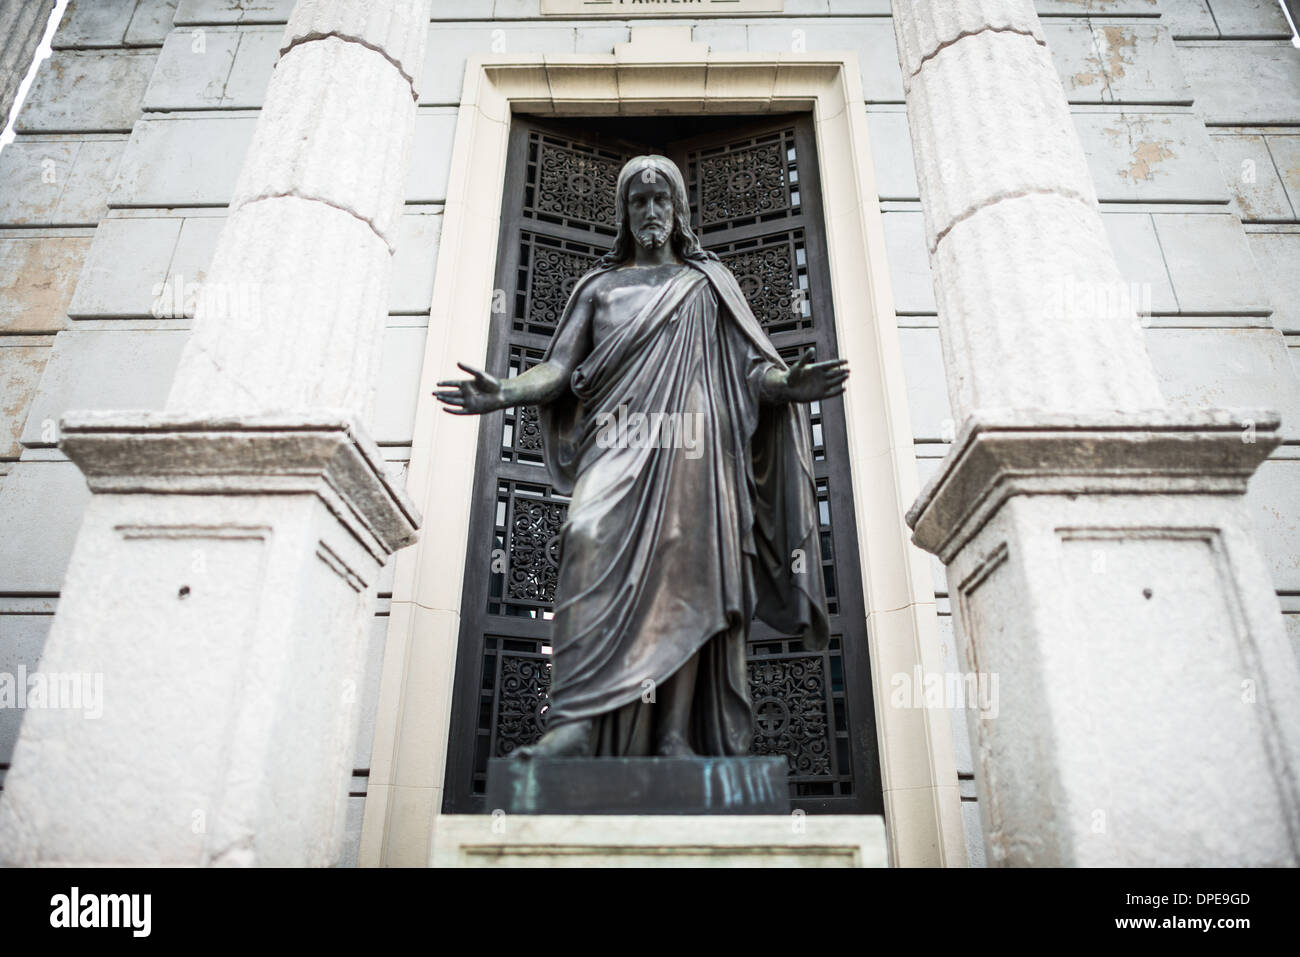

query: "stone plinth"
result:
(907, 410), (1300, 866)
(0, 413), (418, 866)
(486, 757), (790, 815)
(431, 815), (887, 867)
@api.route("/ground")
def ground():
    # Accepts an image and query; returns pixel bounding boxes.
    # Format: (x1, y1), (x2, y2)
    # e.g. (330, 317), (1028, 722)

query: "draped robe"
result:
(538, 256), (830, 756)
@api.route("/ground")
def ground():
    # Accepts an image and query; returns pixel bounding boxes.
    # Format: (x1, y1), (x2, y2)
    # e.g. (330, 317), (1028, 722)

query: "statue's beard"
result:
(635, 223), (669, 249)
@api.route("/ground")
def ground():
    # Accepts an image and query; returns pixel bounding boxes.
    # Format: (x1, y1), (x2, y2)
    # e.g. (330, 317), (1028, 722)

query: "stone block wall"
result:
(1162, 1), (1300, 673)
(0, 0), (176, 828)
(0, 0), (1296, 867)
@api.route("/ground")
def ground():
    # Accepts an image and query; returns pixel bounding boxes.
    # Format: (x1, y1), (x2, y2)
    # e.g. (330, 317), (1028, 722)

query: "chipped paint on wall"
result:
(1105, 114), (1178, 183)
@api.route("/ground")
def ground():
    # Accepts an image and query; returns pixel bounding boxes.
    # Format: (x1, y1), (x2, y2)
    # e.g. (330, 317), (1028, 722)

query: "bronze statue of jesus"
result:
(436, 155), (848, 759)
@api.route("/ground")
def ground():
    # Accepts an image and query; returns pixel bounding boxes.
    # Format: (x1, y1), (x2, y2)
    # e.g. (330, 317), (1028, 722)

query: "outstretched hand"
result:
(434, 362), (504, 415)
(777, 348), (849, 403)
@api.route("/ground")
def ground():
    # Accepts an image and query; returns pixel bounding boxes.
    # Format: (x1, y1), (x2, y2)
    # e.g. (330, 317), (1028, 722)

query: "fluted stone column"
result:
(894, 0), (1300, 865)
(0, 0), (429, 866)
(0, 0), (54, 131)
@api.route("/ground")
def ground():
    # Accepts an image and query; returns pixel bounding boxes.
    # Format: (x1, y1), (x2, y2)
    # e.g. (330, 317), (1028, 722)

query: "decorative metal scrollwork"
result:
(507, 498), (566, 605)
(696, 137), (794, 227)
(503, 346), (547, 464)
(528, 136), (622, 232)
(516, 404), (542, 453)
(748, 656), (831, 776)
(515, 233), (603, 335)
(721, 244), (795, 328)
(495, 654), (552, 757)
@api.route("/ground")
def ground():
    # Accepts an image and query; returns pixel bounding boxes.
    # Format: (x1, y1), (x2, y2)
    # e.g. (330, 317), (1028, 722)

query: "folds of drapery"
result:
(535, 257), (830, 754)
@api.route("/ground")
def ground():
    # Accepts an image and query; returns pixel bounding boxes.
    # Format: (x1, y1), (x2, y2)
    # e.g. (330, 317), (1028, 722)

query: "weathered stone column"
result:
(0, 0), (428, 866)
(894, 0), (1300, 865)
(0, 0), (54, 131)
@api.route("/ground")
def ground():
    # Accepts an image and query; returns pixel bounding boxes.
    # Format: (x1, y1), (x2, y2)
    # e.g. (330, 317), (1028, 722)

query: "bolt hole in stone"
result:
(1142, 588), (1153, 600)
(178, 585), (191, 599)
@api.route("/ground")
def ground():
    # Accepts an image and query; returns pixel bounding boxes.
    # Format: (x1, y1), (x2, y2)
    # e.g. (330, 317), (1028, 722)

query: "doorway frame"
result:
(359, 31), (966, 868)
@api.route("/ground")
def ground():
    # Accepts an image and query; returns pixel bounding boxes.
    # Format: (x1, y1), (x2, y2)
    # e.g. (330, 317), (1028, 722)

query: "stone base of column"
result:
(0, 413), (418, 866)
(907, 410), (1300, 866)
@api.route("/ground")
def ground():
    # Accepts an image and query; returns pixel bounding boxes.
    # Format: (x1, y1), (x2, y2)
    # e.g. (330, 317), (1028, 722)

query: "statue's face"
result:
(626, 172), (673, 251)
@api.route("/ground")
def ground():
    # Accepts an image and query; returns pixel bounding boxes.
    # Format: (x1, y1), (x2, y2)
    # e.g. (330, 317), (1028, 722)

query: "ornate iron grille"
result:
(523, 130), (625, 235)
(443, 116), (880, 813)
(689, 126), (801, 231)
(500, 345), (546, 465)
(512, 232), (605, 337)
(713, 230), (813, 336)
(488, 479), (568, 618)
(747, 635), (852, 794)
(490, 637), (552, 758)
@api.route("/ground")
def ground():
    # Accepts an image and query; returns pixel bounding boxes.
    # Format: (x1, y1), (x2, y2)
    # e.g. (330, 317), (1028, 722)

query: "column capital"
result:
(907, 409), (1281, 563)
(58, 411), (420, 560)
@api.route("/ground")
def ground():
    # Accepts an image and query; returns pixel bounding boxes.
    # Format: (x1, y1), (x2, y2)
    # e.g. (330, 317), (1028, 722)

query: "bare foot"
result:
(655, 731), (696, 757)
(511, 719), (594, 759)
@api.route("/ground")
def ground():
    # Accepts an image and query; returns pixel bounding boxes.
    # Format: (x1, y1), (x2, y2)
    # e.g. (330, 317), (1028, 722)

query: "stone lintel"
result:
(907, 410), (1281, 563)
(58, 411), (421, 559)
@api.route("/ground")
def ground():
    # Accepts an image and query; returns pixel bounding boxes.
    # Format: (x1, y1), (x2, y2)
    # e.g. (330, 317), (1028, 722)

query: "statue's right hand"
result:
(434, 362), (504, 415)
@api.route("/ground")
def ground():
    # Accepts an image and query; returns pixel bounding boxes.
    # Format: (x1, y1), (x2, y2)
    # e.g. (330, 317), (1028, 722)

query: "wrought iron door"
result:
(441, 114), (881, 814)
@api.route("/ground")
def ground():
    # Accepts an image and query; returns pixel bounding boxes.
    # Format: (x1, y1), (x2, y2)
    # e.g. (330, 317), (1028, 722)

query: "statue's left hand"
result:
(775, 348), (849, 403)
